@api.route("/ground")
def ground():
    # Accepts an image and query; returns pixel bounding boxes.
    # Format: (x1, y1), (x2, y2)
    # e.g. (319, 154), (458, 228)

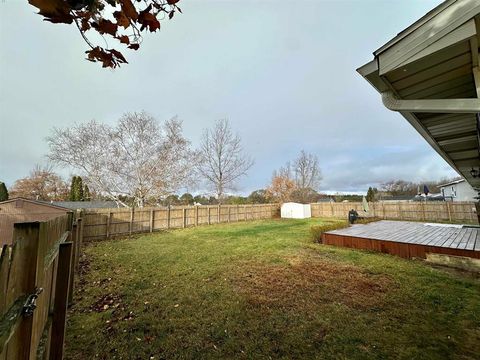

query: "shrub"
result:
(310, 221), (349, 243)
(356, 217), (381, 225)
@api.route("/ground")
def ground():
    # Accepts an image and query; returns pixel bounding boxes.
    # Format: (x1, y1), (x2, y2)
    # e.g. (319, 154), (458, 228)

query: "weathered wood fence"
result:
(81, 201), (478, 242)
(82, 204), (279, 241)
(311, 201), (478, 223)
(0, 213), (84, 359)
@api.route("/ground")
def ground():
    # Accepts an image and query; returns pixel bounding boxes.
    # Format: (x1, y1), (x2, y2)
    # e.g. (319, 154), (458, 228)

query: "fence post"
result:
(149, 209), (154, 232)
(195, 206), (199, 226)
(50, 241), (73, 360)
(106, 211), (112, 239)
(75, 217), (83, 272)
(228, 206), (231, 223)
(68, 222), (76, 306)
(244, 205), (247, 221)
(218, 204), (221, 223)
(446, 202), (452, 222)
(167, 207), (171, 229)
(129, 208), (134, 235)
(182, 208), (186, 228)
(382, 202), (386, 219)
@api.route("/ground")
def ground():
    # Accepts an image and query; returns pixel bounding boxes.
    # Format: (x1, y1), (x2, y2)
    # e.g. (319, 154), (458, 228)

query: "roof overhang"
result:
(358, 0), (480, 189)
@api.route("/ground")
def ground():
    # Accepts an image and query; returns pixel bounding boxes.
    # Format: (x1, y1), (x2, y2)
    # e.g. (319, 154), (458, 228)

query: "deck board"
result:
(325, 220), (480, 259)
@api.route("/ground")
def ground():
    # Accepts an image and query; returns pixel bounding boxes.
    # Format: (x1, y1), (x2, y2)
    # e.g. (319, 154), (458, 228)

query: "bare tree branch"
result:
(47, 111), (197, 207)
(196, 119), (254, 202)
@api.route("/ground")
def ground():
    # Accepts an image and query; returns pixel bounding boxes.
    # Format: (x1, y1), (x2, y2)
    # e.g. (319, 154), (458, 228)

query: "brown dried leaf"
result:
(81, 18), (90, 31)
(29, 0), (73, 24)
(120, 0), (138, 21)
(86, 47), (114, 68)
(138, 5), (160, 32)
(93, 19), (118, 36)
(117, 35), (130, 45)
(114, 10), (130, 29)
(108, 49), (128, 64)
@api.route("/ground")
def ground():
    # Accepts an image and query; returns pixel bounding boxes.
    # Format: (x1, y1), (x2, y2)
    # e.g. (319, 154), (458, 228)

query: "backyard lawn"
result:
(66, 219), (480, 360)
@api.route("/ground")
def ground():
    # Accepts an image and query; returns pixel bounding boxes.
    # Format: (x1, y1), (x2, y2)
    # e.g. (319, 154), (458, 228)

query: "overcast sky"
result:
(0, 0), (457, 195)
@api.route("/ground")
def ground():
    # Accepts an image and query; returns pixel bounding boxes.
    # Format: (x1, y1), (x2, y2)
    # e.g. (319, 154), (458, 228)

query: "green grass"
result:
(66, 218), (480, 360)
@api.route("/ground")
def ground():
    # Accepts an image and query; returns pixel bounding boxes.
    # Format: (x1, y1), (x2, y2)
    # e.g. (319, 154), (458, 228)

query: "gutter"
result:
(381, 91), (480, 113)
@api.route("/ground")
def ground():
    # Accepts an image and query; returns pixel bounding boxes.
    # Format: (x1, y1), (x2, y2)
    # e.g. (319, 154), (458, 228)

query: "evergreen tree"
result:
(69, 176), (76, 201)
(0, 182), (9, 201)
(83, 184), (91, 201)
(69, 176), (85, 201)
(366, 187), (376, 202)
(75, 176), (84, 201)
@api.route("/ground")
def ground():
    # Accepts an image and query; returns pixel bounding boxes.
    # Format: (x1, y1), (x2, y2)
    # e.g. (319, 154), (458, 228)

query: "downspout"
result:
(381, 90), (480, 113)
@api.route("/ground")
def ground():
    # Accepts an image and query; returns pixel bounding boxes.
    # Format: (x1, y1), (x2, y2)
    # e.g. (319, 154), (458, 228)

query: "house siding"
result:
(440, 181), (478, 202)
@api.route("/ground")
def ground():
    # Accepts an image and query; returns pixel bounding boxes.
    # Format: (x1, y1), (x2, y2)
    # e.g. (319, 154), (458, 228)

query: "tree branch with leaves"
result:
(28, 0), (182, 68)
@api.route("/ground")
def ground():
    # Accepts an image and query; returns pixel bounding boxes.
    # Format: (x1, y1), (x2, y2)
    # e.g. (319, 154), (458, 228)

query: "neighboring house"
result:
(439, 179), (478, 202)
(0, 198), (71, 246)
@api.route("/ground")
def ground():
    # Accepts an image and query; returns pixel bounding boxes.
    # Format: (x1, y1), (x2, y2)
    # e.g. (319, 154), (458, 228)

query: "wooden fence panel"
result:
(81, 202), (477, 242)
(0, 214), (75, 360)
(82, 204), (281, 241)
(310, 201), (478, 224)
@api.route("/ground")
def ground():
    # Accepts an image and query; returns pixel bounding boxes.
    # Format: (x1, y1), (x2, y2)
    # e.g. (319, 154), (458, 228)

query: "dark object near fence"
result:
(348, 209), (359, 224)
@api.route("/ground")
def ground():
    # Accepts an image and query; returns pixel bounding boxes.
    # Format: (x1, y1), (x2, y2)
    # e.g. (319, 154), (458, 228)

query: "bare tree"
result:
(197, 119), (254, 201)
(292, 150), (322, 190)
(270, 150), (322, 203)
(9, 165), (69, 201)
(47, 112), (196, 207)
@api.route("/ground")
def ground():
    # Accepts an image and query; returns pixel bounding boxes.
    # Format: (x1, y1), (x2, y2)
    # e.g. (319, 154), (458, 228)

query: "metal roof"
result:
(438, 178), (466, 187)
(358, 0), (480, 189)
(0, 197), (71, 212)
(47, 201), (119, 210)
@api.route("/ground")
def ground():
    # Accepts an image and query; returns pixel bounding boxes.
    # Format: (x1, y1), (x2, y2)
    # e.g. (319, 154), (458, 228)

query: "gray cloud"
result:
(0, 0), (453, 194)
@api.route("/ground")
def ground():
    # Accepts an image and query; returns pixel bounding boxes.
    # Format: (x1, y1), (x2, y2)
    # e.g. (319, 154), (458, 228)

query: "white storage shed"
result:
(281, 203), (311, 219)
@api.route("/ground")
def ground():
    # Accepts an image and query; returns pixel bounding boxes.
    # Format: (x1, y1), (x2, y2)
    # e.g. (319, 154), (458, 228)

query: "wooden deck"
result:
(323, 220), (480, 259)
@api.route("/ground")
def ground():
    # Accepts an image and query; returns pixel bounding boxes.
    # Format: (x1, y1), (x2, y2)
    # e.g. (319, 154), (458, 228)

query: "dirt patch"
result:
(233, 254), (394, 311)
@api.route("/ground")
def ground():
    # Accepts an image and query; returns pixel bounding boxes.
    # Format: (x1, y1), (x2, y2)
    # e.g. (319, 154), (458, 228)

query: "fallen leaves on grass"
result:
(90, 293), (123, 313)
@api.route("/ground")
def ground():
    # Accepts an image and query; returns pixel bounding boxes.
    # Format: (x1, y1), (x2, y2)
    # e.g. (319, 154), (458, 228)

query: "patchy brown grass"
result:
(233, 254), (393, 311)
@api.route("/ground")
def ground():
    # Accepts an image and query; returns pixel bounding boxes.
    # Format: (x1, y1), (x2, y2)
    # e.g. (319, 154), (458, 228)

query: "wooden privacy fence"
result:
(82, 204), (279, 241)
(311, 201), (478, 224)
(82, 201), (478, 241)
(0, 213), (84, 360)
